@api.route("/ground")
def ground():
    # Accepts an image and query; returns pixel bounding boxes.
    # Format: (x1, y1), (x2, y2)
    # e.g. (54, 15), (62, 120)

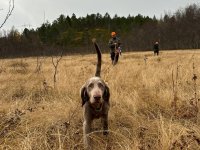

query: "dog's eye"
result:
(98, 82), (104, 89)
(88, 83), (94, 89)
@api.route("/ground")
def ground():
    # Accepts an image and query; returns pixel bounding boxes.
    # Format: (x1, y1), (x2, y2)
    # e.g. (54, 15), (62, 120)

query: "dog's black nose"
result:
(94, 96), (101, 101)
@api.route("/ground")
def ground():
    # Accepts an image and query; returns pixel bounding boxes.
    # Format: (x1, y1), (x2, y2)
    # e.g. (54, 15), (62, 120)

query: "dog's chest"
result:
(92, 110), (104, 119)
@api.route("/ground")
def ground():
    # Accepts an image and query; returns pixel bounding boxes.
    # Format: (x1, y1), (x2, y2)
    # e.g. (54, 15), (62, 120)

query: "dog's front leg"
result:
(102, 114), (109, 135)
(83, 109), (93, 149)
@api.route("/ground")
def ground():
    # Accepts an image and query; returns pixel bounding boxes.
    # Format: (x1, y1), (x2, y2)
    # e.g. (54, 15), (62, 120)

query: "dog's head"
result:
(81, 77), (110, 110)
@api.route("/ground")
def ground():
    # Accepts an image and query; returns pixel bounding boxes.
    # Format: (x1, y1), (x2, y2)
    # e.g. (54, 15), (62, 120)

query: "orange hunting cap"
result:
(111, 32), (116, 36)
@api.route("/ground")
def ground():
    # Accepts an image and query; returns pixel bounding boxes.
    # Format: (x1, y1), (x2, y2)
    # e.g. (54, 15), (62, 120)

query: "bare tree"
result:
(0, 0), (14, 29)
(51, 50), (63, 88)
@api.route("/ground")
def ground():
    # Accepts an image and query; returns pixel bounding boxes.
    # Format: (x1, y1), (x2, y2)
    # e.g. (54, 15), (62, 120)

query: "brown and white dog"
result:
(80, 39), (110, 149)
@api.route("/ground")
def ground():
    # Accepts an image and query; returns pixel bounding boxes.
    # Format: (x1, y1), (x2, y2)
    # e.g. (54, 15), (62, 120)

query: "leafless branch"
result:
(0, 0), (14, 29)
(35, 56), (45, 73)
(51, 50), (63, 88)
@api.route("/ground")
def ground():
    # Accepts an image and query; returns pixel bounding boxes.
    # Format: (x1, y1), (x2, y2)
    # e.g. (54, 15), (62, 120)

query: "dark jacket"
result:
(108, 37), (121, 53)
(153, 43), (159, 51)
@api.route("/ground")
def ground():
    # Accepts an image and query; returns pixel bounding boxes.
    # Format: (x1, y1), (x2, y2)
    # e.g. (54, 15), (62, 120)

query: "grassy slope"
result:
(0, 50), (200, 149)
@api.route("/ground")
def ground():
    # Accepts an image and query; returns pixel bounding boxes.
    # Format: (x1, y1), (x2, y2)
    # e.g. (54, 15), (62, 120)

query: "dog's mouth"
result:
(91, 102), (102, 111)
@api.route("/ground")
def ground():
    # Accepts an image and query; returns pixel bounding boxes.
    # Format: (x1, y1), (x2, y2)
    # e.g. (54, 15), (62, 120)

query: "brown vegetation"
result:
(0, 50), (200, 149)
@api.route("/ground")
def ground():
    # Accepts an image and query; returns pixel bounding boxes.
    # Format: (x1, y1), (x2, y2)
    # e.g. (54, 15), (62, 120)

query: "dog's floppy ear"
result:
(80, 86), (89, 106)
(103, 85), (110, 102)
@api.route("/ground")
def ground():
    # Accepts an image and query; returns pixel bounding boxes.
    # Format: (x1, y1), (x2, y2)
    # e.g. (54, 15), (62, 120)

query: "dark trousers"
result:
(154, 50), (159, 56)
(110, 52), (119, 64)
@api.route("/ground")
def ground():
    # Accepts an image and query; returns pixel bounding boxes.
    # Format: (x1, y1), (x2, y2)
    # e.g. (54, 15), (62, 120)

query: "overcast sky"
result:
(0, 0), (199, 32)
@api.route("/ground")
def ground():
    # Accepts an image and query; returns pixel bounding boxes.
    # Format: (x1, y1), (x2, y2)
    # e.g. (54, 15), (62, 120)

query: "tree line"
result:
(0, 3), (200, 58)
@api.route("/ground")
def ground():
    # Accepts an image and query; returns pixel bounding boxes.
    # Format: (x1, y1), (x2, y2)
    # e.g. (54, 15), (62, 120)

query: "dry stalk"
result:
(103, 63), (112, 82)
(0, 61), (6, 73)
(51, 50), (63, 88)
(144, 56), (148, 67)
(35, 56), (45, 73)
(171, 64), (179, 111)
(43, 79), (53, 92)
(192, 62), (198, 106)
(190, 61), (199, 121)
(57, 128), (62, 150)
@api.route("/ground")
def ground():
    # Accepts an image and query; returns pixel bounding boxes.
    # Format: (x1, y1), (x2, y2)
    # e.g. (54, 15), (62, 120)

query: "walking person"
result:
(153, 41), (159, 56)
(108, 32), (121, 65)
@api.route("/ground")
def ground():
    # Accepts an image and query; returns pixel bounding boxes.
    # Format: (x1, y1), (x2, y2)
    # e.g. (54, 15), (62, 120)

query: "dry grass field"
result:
(1, 50), (200, 150)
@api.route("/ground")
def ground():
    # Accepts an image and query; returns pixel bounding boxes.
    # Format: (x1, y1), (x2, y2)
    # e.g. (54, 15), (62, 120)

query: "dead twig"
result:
(51, 50), (63, 88)
(35, 56), (45, 73)
(0, 0), (14, 29)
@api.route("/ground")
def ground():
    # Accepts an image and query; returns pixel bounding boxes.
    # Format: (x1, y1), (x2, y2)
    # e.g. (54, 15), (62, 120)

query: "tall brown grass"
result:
(0, 50), (200, 150)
